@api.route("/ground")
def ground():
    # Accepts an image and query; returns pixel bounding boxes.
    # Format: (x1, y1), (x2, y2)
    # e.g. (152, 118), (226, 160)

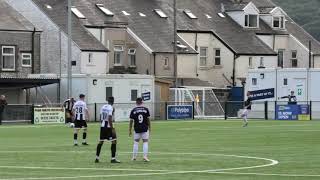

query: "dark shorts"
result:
(100, 127), (117, 141)
(74, 120), (87, 129)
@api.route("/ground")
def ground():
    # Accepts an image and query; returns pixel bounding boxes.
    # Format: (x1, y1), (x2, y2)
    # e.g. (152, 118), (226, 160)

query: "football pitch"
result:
(0, 120), (320, 180)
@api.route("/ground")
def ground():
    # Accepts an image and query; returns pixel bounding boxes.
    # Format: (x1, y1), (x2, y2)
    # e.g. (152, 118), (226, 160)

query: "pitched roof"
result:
(0, 0), (35, 31)
(249, 0), (320, 55)
(69, 0), (197, 54)
(176, 0), (276, 55)
(30, 0), (320, 56)
(32, 0), (108, 52)
(67, 0), (274, 55)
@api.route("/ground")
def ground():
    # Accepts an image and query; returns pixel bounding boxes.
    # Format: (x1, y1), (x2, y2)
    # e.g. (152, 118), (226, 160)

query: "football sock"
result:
(96, 143), (103, 159)
(111, 144), (117, 159)
(74, 133), (78, 144)
(133, 141), (139, 158)
(83, 132), (87, 142)
(243, 116), (248, 123)
(143, 142), (148, 158)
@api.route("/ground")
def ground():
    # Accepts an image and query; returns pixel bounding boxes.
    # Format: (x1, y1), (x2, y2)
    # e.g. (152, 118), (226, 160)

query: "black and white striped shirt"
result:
(72, 100), (88, 121)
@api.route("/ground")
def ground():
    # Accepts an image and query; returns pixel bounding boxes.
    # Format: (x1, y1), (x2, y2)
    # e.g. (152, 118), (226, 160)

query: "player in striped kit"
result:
(95, 97), (120, 163)
(72, 94), (89, 146)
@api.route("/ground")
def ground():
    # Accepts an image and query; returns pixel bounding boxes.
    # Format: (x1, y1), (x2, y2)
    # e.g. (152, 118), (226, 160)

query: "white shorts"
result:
(134, 131), (149, 140)
(241, 109), (250, 117)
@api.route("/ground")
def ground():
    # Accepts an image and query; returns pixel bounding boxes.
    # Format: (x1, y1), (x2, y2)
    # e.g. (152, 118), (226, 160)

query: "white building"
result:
(29, 74), (155, 121)
(245, 68), (320, 119)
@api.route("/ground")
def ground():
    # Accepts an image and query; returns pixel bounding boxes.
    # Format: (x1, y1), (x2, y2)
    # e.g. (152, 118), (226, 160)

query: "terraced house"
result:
(0, 0), (61, 104)
(5, 0), (320, 89)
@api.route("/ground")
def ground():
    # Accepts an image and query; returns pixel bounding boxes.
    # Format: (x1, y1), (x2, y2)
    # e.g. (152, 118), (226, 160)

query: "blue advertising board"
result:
(275, 104), (310, 120)
(250, 88), (275, 100)
(167, 105), (193, 120)
(142, 92), (151, 101)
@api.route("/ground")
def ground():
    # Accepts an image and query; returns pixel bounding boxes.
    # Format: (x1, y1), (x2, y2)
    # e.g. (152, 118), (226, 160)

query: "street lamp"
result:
(67, 0), (72, 98)
(173, 0), (178, 87)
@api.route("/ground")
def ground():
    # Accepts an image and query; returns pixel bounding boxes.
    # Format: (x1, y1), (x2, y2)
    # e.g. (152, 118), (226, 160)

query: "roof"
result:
(249, 0), (320, 55)
(0, 76), (59, 89)
(66, 0), (197, 54)
(223, 1), (249, 12)
(67, 0), (274, 55)
(31, 0), (320, 56)
(0, 1), (35, 31)
(31, 0), (108, 52)
(176, 0), (276, 55)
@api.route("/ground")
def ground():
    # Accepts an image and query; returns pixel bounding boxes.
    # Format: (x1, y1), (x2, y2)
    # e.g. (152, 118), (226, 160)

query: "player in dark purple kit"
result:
(129, 97), (151, 162)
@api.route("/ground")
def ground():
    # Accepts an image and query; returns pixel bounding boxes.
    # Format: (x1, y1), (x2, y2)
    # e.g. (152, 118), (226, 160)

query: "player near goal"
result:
(63, 97), (75, 124)
(241, 91), (252, 127)
(95, 97), (120, 163)
(129, 97), (151, 162)
(72, 94), (89, 146)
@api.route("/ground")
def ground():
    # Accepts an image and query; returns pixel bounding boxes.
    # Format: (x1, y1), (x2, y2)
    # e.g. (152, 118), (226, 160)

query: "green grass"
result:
(1, 120), (320, 179)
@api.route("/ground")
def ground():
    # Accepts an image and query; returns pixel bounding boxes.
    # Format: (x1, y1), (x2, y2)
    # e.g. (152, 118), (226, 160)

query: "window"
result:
(245, 14), (258, 28)
(199, 47), (208, 67)
(139, 12), (146, 17)
(252, 78), (257, 86)
(106, 87), (113, 101)
(278, 49), (284, 68)
(122, 11), (130, 16)
(273, 16), (285, 29)
(184, 9), (197, 19)
(283, 78), (288, 86)
(217, 13), (225, 18)
(96, 4), (114, 16)
(2, 46), (15, 71)
(131, 89), (138, 101)
(291, 50), (298, 67)
(205, 14), (212, 19)
(114, 45), (124, 65)
(164, 57), (169, 69)
(259, 57), (264, 67)
(249, 57), (253, 68)
(154, 9), (168, 18)
(21, 53), (32, 67)
(214, 49), (221, 65)
(71, 7), (86, 19)
(128, 48), (136, 67)
(88, 53), (93, 64)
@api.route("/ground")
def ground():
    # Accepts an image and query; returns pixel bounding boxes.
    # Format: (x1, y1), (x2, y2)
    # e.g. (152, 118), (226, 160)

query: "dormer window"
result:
(273, 16), (285, 29)
(244, 14), (258, 28)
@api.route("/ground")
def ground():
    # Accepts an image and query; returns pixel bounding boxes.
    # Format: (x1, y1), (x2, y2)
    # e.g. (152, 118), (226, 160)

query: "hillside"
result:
(273, 0), (320, 41)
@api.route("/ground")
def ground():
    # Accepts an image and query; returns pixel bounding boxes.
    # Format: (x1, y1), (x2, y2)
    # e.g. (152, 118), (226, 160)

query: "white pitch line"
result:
(0, 166), (170, 172)
(210, 171), (320, 177)
(0, 152), (279, 180)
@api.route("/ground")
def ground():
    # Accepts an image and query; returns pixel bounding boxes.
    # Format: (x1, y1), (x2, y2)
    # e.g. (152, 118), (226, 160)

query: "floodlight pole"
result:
(173, 0), (178, 87)
(67, 0), (72, 98)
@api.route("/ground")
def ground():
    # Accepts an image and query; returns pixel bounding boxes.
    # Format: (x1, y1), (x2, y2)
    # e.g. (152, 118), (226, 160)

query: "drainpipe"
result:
(309, 41), (312, 68)
(195, 33), (199, 76)
(31, 28), (36, 74)
(272, 34), (276, 50)
(232, 54), (239, 87)
(153, 53), (156, 76)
